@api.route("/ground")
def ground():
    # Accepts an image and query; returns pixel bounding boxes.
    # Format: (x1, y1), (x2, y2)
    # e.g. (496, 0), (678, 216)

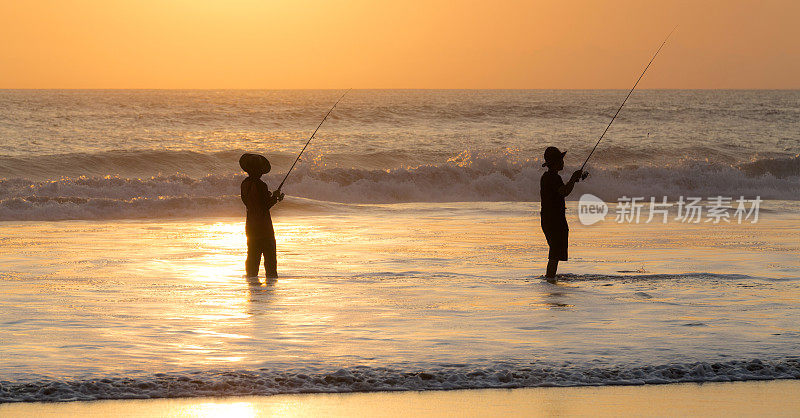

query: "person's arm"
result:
(558, 170), (584, 197)
(266, 192), (278, 209)
(241, 179), (250, 205)
(264, 185), (284, 210)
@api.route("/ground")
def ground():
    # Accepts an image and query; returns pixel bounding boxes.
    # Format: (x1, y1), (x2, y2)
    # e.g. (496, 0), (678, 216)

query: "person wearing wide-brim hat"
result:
(540, 146), (586, 281)
(240, 153), (284, 279)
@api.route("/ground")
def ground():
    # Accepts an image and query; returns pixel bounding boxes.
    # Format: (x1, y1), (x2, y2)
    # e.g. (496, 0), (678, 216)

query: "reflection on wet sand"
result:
(246, 277), (276, 316)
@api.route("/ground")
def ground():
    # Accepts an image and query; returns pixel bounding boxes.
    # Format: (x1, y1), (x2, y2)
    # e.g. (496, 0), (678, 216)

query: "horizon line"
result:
(1, 87), (799, 91)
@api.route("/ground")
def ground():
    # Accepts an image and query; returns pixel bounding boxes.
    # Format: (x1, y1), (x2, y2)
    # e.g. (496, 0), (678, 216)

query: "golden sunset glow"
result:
(1, 0), (797, 89)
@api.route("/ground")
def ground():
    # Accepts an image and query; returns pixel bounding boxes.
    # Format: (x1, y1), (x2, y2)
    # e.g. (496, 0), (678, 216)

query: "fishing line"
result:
(580, 26), (677, 174)
(277, 88), (351, 191)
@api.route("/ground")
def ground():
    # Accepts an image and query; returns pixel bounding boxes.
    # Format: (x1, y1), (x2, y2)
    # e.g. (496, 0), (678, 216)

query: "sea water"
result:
(0, 90), (798, 402)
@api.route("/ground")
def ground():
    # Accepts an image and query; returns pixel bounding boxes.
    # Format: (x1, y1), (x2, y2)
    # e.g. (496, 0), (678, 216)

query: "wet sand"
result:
(2, 379), (798, 417)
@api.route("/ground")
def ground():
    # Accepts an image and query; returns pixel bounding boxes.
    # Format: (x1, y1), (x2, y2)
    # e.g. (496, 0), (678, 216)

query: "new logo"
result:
(578, 194), (608, 225)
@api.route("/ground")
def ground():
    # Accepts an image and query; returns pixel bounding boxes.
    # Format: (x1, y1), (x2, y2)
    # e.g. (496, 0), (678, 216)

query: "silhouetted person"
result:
(540, 146), (585, 281)
(240, 153), (284, 278)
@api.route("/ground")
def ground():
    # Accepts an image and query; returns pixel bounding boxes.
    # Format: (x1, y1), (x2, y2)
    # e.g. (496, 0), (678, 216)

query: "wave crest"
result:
(1, 152), (797, 220)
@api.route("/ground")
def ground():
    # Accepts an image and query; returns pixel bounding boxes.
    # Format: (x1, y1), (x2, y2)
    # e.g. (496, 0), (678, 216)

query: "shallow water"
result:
(1, 201), (799, 401)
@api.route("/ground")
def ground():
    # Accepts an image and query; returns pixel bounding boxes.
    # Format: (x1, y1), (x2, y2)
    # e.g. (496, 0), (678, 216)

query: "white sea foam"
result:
(0, 152), (797, 220)
(2, 359), (798, 403)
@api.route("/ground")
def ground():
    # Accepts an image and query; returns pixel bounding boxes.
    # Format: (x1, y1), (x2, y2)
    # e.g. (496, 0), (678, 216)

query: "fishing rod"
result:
(580, 26), (677, 175)
(277, 89), (351, 191)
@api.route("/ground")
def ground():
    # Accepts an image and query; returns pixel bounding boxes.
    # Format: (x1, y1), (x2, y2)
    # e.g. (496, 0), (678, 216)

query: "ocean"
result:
(0, 89), (798, 402)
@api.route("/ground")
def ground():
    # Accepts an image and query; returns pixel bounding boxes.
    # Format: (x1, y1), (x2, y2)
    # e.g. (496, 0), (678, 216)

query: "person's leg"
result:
(245, 237), (261, 277)
(542, 217), (556, 279)
(544, 221), (566, 280)
(264, 235), (278, 278)
(546, 259), (559, 278)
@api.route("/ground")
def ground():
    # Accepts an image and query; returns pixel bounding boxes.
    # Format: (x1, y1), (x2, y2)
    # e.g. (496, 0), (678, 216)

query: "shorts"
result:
(541, 214), (569, 261)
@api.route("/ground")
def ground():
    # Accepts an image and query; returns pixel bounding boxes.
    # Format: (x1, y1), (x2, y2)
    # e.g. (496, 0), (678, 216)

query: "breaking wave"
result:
(1, 358), (798, 403)
(0, 152), (797, 220)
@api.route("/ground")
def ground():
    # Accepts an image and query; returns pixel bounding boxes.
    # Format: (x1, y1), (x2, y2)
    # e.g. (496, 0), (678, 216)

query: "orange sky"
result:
(1, 0), (798, 89)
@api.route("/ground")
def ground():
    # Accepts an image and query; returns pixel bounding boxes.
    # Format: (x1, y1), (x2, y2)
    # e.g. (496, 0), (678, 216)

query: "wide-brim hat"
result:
(239, 153), (271, 174)
(542, 146), (567, 167)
